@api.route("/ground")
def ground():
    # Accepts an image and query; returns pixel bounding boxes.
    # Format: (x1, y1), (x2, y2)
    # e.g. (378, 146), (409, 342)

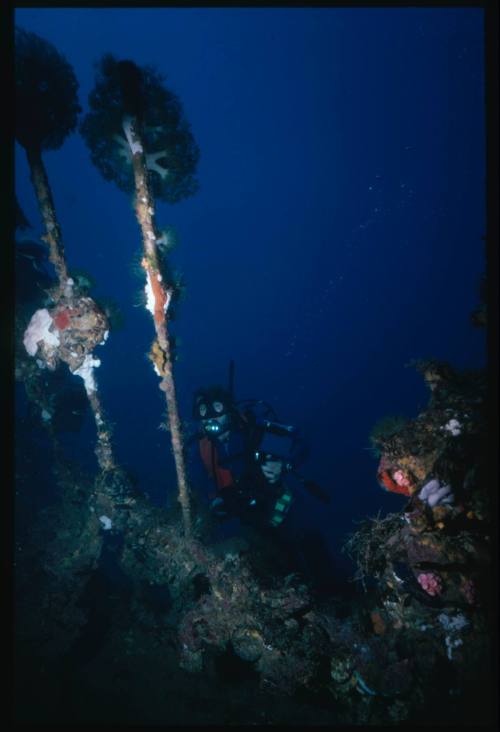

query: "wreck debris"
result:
(16, 352), (492, 724)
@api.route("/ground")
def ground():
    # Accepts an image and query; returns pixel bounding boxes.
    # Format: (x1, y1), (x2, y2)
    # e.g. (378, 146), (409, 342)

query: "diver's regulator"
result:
(203, 419), (224, 434)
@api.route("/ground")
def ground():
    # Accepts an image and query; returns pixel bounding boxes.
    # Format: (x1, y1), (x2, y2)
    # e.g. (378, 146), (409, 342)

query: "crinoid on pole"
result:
(16, 27), (115, 473)
(81, 55), (200, 536)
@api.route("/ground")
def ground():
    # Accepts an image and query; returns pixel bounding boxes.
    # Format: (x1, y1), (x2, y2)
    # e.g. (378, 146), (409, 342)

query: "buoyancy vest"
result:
(198, 411), (254, 496)
(199, 436), (234, 496)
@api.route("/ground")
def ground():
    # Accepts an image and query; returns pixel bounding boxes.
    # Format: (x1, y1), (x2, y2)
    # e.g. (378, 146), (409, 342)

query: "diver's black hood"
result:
(192, 384), (235, 419)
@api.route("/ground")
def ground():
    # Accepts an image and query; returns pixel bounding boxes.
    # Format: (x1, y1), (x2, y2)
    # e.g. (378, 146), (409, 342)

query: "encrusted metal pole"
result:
(27, 147), (69, 294)
(24, 146), (115, 473)
(122, 114), (192, 537)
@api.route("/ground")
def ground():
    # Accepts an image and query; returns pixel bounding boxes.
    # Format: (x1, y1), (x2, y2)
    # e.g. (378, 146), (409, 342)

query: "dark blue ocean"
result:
(15, 7), (486, 600)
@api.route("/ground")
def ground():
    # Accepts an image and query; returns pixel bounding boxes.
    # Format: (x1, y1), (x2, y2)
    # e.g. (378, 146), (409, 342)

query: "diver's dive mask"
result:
(195, 398), (231, 435)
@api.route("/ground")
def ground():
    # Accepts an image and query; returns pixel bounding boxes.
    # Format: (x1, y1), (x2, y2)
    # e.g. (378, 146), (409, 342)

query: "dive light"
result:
(204, 419), (222, 434)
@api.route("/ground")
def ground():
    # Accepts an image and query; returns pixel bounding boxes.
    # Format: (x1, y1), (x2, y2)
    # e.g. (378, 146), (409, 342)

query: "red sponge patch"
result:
(53, 309), (71, 330)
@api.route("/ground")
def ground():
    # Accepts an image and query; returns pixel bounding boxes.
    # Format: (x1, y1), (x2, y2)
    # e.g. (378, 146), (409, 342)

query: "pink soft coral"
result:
(417, 572), (443, 596)
(393, 470), (411, 489)
(377, 457), (412, 496)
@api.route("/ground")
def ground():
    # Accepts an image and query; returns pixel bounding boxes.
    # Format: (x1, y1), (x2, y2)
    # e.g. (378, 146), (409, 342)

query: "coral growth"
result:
(369, 415), (409, 455)
(15, 26), (81, 152)
(23, 307), (60, 358)
(417, 572), (443, 596)
(53, 308), (72, 330)
(418, 478), (454, 507)
(373, 362), (487, 514)
(23, 293), (109, 375)
(80, 54), (199, 203)
(393, 469), (412, 490)
(142, 259), (171, 326)
(377, 456), (414, 496)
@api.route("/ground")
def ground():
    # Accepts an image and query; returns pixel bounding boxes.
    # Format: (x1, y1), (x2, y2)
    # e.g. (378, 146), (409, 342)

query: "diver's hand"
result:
(261, 458), (283, 484)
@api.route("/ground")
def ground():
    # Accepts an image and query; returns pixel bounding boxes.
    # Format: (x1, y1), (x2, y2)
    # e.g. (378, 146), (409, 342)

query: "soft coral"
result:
(378, 468), (412, 496)
(53, 308), (71, 330)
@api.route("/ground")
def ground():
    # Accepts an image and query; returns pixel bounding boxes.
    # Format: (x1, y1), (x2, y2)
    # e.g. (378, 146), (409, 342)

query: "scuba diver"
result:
(190, 384), (309, 530)
(188, 375), (337, 597)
